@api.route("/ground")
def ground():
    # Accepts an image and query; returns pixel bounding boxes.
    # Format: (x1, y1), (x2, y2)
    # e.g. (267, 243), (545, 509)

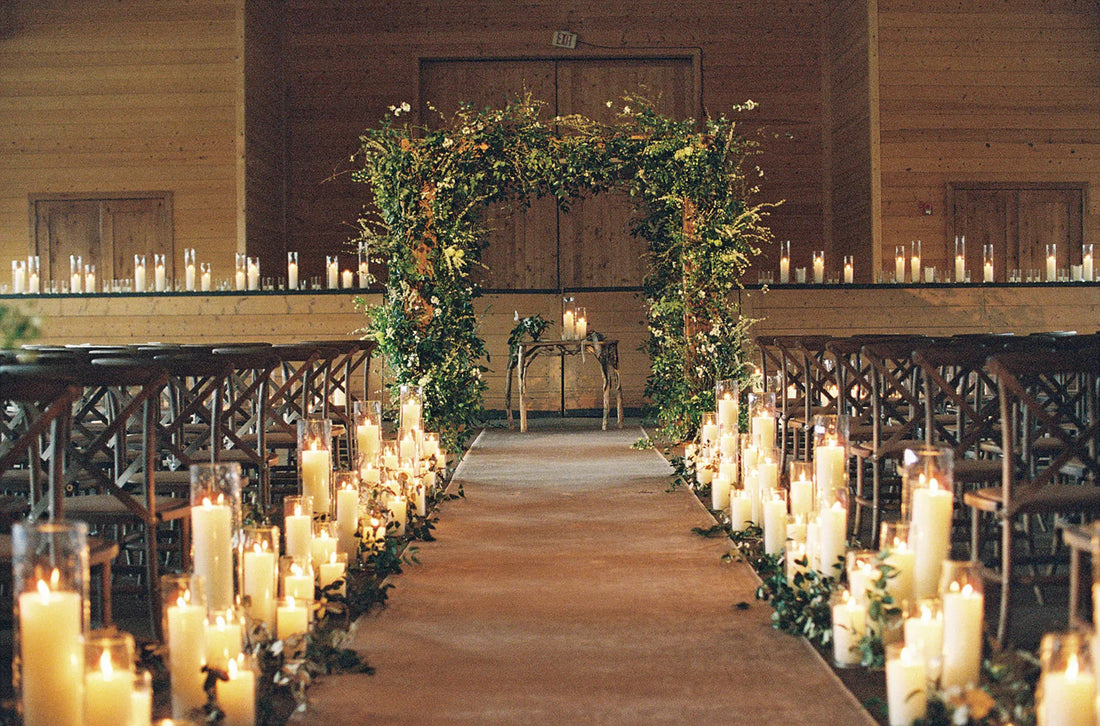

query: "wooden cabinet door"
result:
(102, 197), (172, 282)
(33, 199), (102, 283)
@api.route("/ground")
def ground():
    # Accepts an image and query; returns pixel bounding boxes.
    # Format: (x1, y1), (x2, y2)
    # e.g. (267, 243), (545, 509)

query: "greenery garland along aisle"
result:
(351, 93), (775, 446)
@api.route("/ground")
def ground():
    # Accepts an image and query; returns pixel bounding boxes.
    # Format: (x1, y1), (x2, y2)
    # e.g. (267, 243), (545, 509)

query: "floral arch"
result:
(351, 94), (775, 450)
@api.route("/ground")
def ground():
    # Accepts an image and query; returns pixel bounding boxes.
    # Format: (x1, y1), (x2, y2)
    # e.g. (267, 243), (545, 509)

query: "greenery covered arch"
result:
(352, 94), (774, 450)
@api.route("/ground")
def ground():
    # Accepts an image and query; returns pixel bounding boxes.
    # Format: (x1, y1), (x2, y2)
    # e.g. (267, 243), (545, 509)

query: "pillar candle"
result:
(562, 309), (574, 339)
(288, 260), (299, 289)
(341, 269), (353, 288)
(276, 597), (309, 640)
(910, 253), (921, 284)
(326, 260), (339, 289)
(318, 554), (346, 597)
(300, 445), (332, 516)
(154, 260), (166, 292)
(955, 254), (966, 283)
(192, 497), (235, 611)
(700, 421), (719, 447)
(413, 478), (427, 517)
(247, 259), (259, 290)
(789, 474), (814, 518)
(203, 612), (243, 671)
(818, 502), (847, 576)
(356, 420), (381, 462)
(217, 656), (256, 726)
(402, 400), (422, 430)
(1039, 652), (1095, 726)
(1084, 248), (1094, 281)
(719, 433), (737, 460)
(574, 314), (587, 339)
(19, 579), (84, 726)
(711, 472), (731, 511)
(1046, 251), (1057, 281)
(910, 481), (952, 600)
(84, 651), (133, 726)
(729, 491), (752, 533)
(779, 255), (790, 284)
(336, 486), (360, 557)
(282, 563), (313, 601)
(360, 463), (381, 488)
(234, 267), (246, 291)
(843, 259), (854, 284)
(358, 261), (369, 287)
(284, 505), (312, 562)
(717, 394), (737, 428)
(201, 266), (212, 291)
(131, 672), (152, 726)
(940, 584), (984, 691)
(832, 590), (865, 667)
(763, 493), (788, 556)
(743, 470), (759, 526)
(815, 441), (846, 493)
(805, 520), (821, 571)
(886, 646), (927, 726)
(786, 541), (810, 584)
(12, 261), (25, 294)
(387, 493), (408, 536)
(185, 262), (196, 291)
(71, 270), (82, 294)
(983, 259), (994, 283)
(813, 253), (824, 284)
(895, 252), (906, 283)
(166, 596), (206, 717)
(134, 262), (146, 292)
(242, 542), (276, 630)
(310, 529), (336, 573)
(751, 414), (775, 451)
(904, 603), (944, 677)
(882, 540), (916, 608)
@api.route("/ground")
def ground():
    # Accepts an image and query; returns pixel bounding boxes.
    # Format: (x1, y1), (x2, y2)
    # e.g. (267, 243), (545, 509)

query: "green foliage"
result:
(754, 554), (838, 646)
(913, 650), (1039, 726)
(855, 556), (903, 668)
(507, 313), (551, 359)
(0, 306), (38, 350)
(352, 93), (775, 448)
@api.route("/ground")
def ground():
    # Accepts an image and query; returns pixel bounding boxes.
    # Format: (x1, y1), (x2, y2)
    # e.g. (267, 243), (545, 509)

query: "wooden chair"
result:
(964, 347), (1100, 646)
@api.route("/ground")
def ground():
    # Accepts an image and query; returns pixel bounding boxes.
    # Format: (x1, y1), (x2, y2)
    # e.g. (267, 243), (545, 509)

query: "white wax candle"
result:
(1071, 264), (1083, 281)
(904, 604), (944, 677)
(84, 652), (133, 726)
(886, 645), (927, 726)
(247, 261), (259, 290)
(311, 529), (336, 572)
(192, 497), (235, 611)
(844, 261), (854, 284)
(282, 564), (313, 601)
(719, 433), (737, 460)
(413, 478), (427, 517)
(813, 255), (824, 284)
(399, 434), (418, 461)
(743, 470), (759, 526)
(717, 395), (737, 428)
(780, 256), (790, 284)
(789, 476), (814, 518)
(276, 597), (309, 640)
(242, 543), (276, 629)
(402, 400), (422, 430)
(326, 261), (339, 289)
(341, 269), (353, 288)
(284, 508), (312, 563)
(910, 483), (952, 600)
(1039, 653), (1095, 726)
(895, 254), (906, 283)
(130, 676), (152, 726)
(336, 486), (360, 556)
(924, 266), (935, 283)
(786, 541), (810, 584)
(318, 554), (346, 596)
(382, 451), (399, 471)
(983, 260), (994, 283)
(201, 268), (212, 291)
(12, 263), (25, 294)
(166, 598), (206, 717)
(729, 492), (752, 532)
(562, 309), (574, 339)
(700, 423), (719, 446)
(288, 261), (299, 289)
(940, 584), (984, 691)
(847, 562), (875, 607)
(883, 542), (916, 608)
(795, 267), (806, 283)
(19, 581), (84, 726)
(387, 493), (408, 536)
(832, 590), (865, 667)
(910, 254), (921, 283)
(185, 263), (196, 291)
(815, 443), (846, 493)
(360, 464), (381, 487)
(751, 414), (775, 451)
(421, 437), (440, 459)
(203, 613), (243, 670)
(300, 446), (332, 516)
(27, 270), (39, 293)
(574, 315), (587, 339)
(154, 262), (166, 292)
(134, 264), (146, 292)
(356, 422), (381, 461)
(217, 657), (256, 726)
(711, 473), (731, 511)
(71, 271), (82, 293)
(763, 495), (788, 556)
(234, 268), (246, 291)
(955, 255), (966, 283)
(1046, 253), (1057, 282)
(818, 502), (848, 575)
(806, 520), (820, 571)
(1084, 250), (1094, 281)
(358, 262), (369, 287)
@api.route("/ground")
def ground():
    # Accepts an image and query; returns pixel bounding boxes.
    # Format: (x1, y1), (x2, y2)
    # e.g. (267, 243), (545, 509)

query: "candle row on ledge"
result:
(6, 243), (374, 295)
(769, 239), (1096, 285)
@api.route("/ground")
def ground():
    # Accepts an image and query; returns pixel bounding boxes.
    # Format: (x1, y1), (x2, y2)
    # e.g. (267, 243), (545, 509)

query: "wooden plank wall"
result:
(876, 0), (1100, 274)
(283, 0), (827, 279)
(824, 0), (874, 281)
(0, 0), (243, 274)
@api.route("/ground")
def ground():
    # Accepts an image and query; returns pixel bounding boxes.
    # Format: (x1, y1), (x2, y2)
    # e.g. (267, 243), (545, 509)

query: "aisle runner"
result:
(298, 428), (875, 726)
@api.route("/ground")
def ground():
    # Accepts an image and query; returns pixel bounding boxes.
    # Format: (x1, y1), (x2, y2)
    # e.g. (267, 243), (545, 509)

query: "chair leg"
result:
(997, 512), (1012, 649)
(144, 519), (162, 641)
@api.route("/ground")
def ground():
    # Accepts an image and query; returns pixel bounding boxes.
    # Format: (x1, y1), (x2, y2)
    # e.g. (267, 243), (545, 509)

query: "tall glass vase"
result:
(190, 462), (243, 612)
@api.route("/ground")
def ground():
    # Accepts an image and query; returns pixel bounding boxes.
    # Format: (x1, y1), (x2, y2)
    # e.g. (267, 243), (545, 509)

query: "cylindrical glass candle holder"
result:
(217, 653), (257, 726)
(885, 641), (927, 726)
(69, 254), (83, 293)
(280, 556), (314, 601)
(241, 525), (279, 634)
(234, 252), (246, 291)
(878, 520), (915, 608)
(161, 573), (206, 718)
(788, 461), (815, 518)
(1083, 243), (1094, 281)
(298, 418), (333, 518)
(286, 251), (299, 290)
(334, 470), (361, 559)
(813, 250), (825, 284)
(357, 240), (370, 287)
(311, 520), (337, 573)
(903, 598), (943, 683)
(200, 261), (212, 291)
(190, 462), (242, 612)
(1045, 243), (1058, 282)
(843, 255), (854, 284)
(700, 411), (718, 450)
(325, 255), (339, 289)
(561, 295), (575, 340)
(133, 254), (147, 292)
(204, 607), (244, 671)
(184, 248), (196, 291)
(398, 427), (421, 468)
(421, 431), (440, 461)
(831, 588), (865, 668)
(910, 239), (922, 283)
(573, 306), (588, 339)
(353, 399), (382, 465)
(12, 259), (26, 293)
(902, 447), (953, 602)
(779, 239), (791, 283)
(283, 495), (313, 563)
(13, 519), (90, 726)
(715, 378), (739, 430)
(894, 244), (906, 283)
(382, 478), (408, 537)
(399, 383), (423, 432)
(763, 488), (788, 556)
(84, 629), (136, 726)
(846, 549), (878, 607)
(246, 256), (260, 291)
(153, 253), (167, 292)
(26, 255), (40, 293)
(1036, 631), (1095, 726)
(748, 391), (777, 451)
(84, 263), (97, 294)
(132, 669), (153, 726)
(813, 414), (849, 507)
(275, 596), (310, 640)
(954, 236), (967, 283)
(982, 243), (995, 283)
(938, 560), (984, 691)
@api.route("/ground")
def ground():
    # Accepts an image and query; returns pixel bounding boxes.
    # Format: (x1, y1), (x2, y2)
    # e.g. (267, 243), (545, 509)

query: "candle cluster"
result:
(773, 244), (858, 285)
(561, 296), (588, 340)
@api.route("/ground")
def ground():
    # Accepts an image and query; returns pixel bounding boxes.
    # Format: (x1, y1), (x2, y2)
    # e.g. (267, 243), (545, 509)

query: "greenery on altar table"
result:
(351, 93), (776, 448)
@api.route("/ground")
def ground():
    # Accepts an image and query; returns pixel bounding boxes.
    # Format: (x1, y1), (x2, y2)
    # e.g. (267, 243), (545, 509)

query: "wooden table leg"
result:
(518, 348), (528, 433)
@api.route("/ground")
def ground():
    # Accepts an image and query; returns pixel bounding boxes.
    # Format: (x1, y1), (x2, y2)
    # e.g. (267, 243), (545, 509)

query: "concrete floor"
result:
(296, 426), (876, 726)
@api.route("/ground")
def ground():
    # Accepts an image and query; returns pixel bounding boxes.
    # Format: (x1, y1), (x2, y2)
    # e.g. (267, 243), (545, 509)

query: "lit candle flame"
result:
(1068, 652), (1080, 678)
(99, 650), (113, 679)
(50, 567), (60, 589)
(228, 656), (239, 679)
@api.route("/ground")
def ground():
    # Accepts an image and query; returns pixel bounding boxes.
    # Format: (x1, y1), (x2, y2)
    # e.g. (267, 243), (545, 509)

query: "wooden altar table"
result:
(505, 339), (623, 432)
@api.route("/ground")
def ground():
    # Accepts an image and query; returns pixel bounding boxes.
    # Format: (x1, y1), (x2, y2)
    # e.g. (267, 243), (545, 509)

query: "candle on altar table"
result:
(795, 267), (806, 284)
(287, 260), (298, 290)
(234, 267), (246, 291)
(574, 313), (587, 339)
(955, 254), (966, 284)
(924, 266), (935, 284)
(983, 260), (994, 283)
(166, 594), (206, 717)
(336, 485), (360, 557)
(818, 502), (848, 576)
(789, 472), (814, 518)
(217, 656), (256, 726)
(751, 414), (775, 451)
(71, 270), (82, 294)
(358, 260), (369, 288)
(318, 553), (346, 597)
(85, 650), (133, 726)
(881, 537), (916, 607)
(19, 574), (84, 726)
(815, 439), (846, 493)
(904, 601), (943, 678)
(729, 491), (752, 533)
(910, 251), (921, 284)
(341, 269), (353, 288)
(134, 260), (147, 292)
(832, 589), (865, 667)
(356, 419), (381, 462)
(204, 611), (243, 671)
(1039, 651), (1095, 726)
(886, 645), (927, 726)
(154, 258), (166, 292)
(300, 443), (332, 516)
(247, 258), (260, 291)
(780, 254), (790, 284)
(1084, 245), (1094, 281)
(763, 491), (788, 556)
(910, 477), (952, 601)
(201, 265), (212, 291)
(284, 503), (312, 562)
(192, 495), (234, 611)
(940, 583), (984, 691)
(282, 562), (313, 601)
(242, 541), (276, 629)
(1046, 246), (1057, 282)
(12, 261), (25, 294)
(843, 257), (854, 284)
(813, 251), (824, 284)
(276, 597), (309, 640)
(562, 309), (574, 339)
(717, 393), (737, 428)
(311, 528), (336, 573)
(711, 471), (731, 511)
